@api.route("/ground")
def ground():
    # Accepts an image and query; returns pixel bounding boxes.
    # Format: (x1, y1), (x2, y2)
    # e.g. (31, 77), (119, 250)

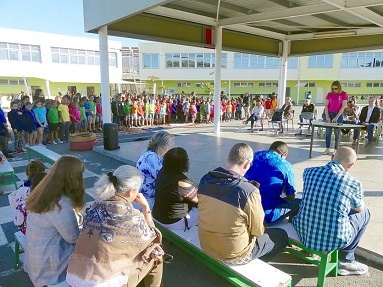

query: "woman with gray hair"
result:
(136, 131), (175, 208)
(67, 165), (163, 287)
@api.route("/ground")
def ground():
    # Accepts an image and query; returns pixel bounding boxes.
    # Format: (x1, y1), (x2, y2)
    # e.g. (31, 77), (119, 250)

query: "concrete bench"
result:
(268, 221), (338, 287)
(156, 223), (292, 287)
(0, 152), (18, 189)
(28, 146), (61, 164)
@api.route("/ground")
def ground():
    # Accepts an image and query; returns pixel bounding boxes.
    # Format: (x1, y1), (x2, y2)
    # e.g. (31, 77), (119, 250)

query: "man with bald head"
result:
(293, 147), (370, 276)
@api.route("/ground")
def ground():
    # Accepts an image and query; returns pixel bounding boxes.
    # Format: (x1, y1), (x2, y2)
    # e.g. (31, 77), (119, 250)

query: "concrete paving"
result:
(94, 118), (383, 279)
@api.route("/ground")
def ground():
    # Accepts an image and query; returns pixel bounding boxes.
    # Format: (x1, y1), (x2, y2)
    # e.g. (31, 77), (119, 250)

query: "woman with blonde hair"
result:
(67, 165), (163, 287)
(25, 155), (85, 287)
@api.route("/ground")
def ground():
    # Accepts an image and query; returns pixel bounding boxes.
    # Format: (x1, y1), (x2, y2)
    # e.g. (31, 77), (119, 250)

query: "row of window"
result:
(0, 42), (118, 67)
(0, 79), (24, 86)
(51, 47), (118, 67)
(0, 42), (41, 62)
(233, 54), (298, 69)
(174, 82), (383, 89)
(341, 52), (383, 68)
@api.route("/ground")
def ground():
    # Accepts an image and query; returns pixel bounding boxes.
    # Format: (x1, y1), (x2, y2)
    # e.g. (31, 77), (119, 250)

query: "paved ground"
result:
(1, 110), (383, 286)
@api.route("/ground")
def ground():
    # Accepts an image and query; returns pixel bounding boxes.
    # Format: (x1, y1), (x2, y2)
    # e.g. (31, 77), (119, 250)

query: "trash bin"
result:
(103, 123), (120, 150)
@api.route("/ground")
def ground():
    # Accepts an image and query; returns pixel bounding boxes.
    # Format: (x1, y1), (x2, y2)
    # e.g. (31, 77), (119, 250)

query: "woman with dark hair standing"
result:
(323, 80), (348, 155)
(24, 156), (85, 287)
(153, 147), (198, 230)
(136, 131), (175, 208)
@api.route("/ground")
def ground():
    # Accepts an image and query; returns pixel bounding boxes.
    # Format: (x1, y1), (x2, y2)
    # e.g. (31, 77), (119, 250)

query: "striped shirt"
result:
(292, 161), (364, 251)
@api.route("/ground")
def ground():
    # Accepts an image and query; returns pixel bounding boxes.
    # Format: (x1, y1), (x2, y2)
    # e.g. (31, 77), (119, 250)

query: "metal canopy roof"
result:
(84, 0), (383, 56)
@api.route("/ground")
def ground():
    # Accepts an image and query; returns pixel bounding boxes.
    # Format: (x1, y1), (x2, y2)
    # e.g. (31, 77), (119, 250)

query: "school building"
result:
(1, 28), (382, 106)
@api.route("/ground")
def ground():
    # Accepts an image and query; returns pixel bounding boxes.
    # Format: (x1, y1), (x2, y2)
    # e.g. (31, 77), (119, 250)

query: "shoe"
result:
(21, 148), (28, 152)
(242, 121), (248, 125)
(52, 141), (57, 145)
(352, 140), (357, 146)
(57, 140), (64, 144)
(251, 128), (254, 133)
(338, 260), (368, 276)
(6, 154), (14, 159)
(25, 144), (30, 148)
(17, 150), (26, 154)
(322, 148), (330, 155)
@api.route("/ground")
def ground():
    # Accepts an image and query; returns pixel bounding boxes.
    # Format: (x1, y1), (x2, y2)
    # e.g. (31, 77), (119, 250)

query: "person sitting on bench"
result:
(293, 147), (370, 276)
(197, 143), (288, 264)
(153, 147), (198, 231)
(245, 141), (300, 224)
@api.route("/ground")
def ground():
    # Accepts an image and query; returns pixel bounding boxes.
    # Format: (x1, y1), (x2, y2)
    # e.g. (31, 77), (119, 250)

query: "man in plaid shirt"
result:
(293, 147), (370, 276)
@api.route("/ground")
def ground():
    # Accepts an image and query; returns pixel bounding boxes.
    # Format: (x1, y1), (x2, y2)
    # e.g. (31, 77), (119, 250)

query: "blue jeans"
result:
(325, 113), (343, 149)
(246, 114), (262, 129)
(340, 208), (370, 262)
(264, 198), (301, 224)
(353, 123), (376, 142)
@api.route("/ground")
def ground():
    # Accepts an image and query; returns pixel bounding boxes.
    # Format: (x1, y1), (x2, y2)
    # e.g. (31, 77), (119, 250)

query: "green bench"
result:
(14, 231), (25, 269)
(269, 221), (338, 287)
(156, 224), (292, 287)
(28, 146), (61, 164)
(0, 152), (18, 190)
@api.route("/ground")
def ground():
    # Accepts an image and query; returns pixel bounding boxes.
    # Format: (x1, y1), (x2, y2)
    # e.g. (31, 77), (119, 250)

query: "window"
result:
(165, 53), (226, 68)
(0, 79), (23, 85)
(234, 53), (280, 69)
(341, 52), (383, 68)
(287, 57), (298, 69)
(233, 82), (254, 88)
(308, 54), (333, 68)
(341, 82), (362, 88)
(0, 42), (41, 62)
(177, 82), (192, 88)
(143, 53), (159, 68)
(259, 82), (278, 88)
(51, 47), (115, 67)
(304, 82), (316, 88)
(366, 82), (383, 88)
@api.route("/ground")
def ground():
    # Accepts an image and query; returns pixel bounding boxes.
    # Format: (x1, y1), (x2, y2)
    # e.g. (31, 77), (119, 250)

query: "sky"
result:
(0, 0), (142, 47)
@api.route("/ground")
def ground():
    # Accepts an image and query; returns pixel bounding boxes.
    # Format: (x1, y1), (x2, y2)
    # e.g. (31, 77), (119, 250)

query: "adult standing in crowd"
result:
(136, 131), (174, 208)
(245, 141), (299, 224)
(323, 81), (348, 155)
(293, 147), (370, 276)
(198, 143), (288, 264)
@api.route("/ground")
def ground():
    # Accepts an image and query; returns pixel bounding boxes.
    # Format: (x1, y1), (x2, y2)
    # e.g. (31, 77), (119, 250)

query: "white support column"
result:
(278, 40), (289, 108)
(296, 57), (301, 105)
(117, 83), (122, 93)
(99, 26), (112, 124)
(213, 26), (222, 134)
(45, 80), (51, 99)
(23, 76), (30, 97)
(228, 80), (231, 100)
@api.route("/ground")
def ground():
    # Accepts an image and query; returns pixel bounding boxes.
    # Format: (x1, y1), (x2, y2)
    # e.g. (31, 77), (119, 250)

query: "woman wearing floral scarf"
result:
(66, 165), (163, 287)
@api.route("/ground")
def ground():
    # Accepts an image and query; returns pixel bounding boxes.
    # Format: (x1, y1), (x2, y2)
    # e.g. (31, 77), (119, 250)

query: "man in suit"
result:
(353, 96), (381, 147)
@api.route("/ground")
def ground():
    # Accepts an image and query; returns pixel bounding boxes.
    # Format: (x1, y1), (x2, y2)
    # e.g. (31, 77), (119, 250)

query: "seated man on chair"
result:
(352, 96), (380, 147)
(299, 98), (315, 123)
(245, 141), (300, 224)
(243, 99), (264, 132)
(197, 143), (288, 264)
(293, 147), (370, 276)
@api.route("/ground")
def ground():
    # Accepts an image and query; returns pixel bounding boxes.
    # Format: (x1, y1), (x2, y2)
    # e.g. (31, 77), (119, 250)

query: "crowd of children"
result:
(0, 93), (103, 156)
(109, 91), (280, 130)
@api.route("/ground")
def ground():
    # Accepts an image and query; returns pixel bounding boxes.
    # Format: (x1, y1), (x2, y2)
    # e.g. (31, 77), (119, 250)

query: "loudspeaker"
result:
(103, 123), (120, 150)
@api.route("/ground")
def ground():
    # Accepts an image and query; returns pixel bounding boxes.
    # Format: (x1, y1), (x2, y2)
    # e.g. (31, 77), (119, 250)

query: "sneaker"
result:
(25, 144), (30, 148)
(52, 141), (57, 145)
(57, 140), (64, 144)
(352, 140), (357, 146)
(21, 148), (28, 152)
(338, 260), (368, 276)
(322, 148), (330, 155)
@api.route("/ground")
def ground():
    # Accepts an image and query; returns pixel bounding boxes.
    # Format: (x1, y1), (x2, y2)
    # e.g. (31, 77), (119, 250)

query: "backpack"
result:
(271, 110), (283, 122)
(8, 186), (31, 228)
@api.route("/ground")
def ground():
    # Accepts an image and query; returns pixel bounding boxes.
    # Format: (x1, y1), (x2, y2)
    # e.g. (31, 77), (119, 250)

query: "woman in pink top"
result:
(323, 81), (348, 155)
